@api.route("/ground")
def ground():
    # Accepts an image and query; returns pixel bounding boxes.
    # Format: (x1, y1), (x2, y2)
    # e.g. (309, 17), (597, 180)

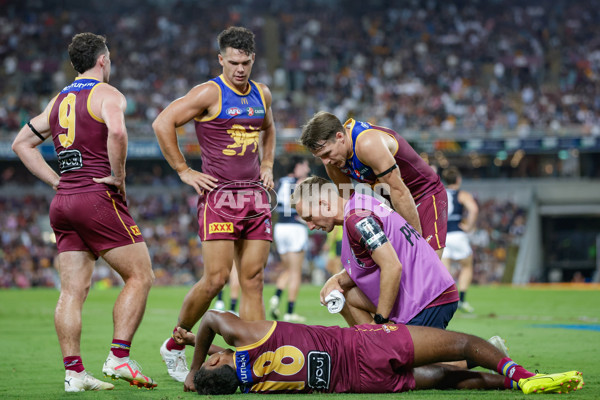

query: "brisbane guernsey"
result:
(234, 321), (415, 394)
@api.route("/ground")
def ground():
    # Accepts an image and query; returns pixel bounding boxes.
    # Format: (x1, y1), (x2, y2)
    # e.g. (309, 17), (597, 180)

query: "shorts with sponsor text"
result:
(416, 188), (448, 251)
(198, 186), (272, 241)
(354, 323), (416, 393)
(50, 190), (144, 259)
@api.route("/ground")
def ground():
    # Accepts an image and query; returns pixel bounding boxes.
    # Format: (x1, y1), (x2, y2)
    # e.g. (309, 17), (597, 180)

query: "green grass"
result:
(1, 284), (598, 399)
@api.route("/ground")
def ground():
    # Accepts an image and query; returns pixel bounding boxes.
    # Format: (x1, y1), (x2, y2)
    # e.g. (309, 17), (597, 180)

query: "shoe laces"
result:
(127, 359), (143, 372)
(173, 354), (189, 371)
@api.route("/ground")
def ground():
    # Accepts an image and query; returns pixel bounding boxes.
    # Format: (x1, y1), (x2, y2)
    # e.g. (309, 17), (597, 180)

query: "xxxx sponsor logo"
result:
(209, 222), (234, 234)
(130, 225), (141, 236)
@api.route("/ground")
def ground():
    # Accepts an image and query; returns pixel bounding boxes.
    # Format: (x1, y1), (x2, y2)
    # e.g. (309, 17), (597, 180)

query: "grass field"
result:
(1, 284), (598, 399)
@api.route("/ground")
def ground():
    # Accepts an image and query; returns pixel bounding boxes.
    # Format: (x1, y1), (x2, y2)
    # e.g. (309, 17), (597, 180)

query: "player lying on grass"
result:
(174, 310), (584, 395)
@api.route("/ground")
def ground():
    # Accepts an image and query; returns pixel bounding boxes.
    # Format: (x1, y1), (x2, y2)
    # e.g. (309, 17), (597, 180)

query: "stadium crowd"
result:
(0, 188), (527, 289)
(1, 0), (600, 139)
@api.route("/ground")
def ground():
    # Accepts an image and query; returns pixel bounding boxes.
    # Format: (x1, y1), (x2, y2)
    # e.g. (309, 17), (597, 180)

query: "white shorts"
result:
(442, 231), (472, 260)
(274, 223), (308, 254)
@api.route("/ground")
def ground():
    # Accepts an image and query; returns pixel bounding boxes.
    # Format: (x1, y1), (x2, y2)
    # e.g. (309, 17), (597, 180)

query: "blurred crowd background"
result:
(0, 191), (527, 289)
(3, 0), (600, 140)
(1, 0), (598, 288)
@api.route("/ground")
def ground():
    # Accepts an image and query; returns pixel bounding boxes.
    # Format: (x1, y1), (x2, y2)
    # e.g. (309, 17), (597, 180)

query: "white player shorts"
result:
(442, 231), (473, 260)
(274, 223), (308, 254)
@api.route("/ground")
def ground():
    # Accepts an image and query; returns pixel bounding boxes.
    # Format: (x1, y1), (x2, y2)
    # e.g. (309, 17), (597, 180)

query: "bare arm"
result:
(152, 83), (219, 193)
(356, 133), (422, 234)
(91, 85), (128, 195)
(258, 83), (275, 190)
(370, 242), (402, 320)
(185, 310), (272, 392)
(325, 163), (353, 199)
(458, 190), (479, 232)
(11, 102), (60, 189)
(319, 269), (357, 305)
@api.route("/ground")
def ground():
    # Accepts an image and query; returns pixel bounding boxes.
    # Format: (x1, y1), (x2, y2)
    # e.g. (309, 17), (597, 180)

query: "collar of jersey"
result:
(219, 74), (251, 96)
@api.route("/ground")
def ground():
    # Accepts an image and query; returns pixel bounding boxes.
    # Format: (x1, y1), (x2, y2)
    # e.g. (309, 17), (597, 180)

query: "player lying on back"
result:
(176, 310), (584, 395)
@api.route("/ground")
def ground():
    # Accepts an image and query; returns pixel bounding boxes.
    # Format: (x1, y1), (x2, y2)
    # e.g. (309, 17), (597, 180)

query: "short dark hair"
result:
(194, 364), (239, 395)
(442, 166), (461, 185)
(68, 33), (107, 74)
(300, 111), (344, 151)
(217, 26), (255, 55)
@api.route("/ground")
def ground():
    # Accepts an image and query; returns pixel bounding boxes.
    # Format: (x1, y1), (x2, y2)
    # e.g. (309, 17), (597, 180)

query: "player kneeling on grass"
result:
(176, 310), (584, 395)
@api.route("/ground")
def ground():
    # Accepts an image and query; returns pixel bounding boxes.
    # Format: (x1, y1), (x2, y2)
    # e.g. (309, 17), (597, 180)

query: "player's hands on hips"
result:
(51, 177), (60, 191)
(93, 175), (126, 197)
(260, 164), (274, 190)
(320, 276), (344, 306)
(179, 168), (218, 193)
(174, 326), (195, 346)
(183, 368), (196, 392)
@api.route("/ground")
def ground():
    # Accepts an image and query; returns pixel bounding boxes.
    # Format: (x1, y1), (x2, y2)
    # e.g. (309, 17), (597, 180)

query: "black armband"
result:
(375, 164), (398, 178)
(27, 121), (45, 142)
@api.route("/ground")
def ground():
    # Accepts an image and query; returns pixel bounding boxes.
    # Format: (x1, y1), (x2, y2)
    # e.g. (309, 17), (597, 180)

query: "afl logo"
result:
(226, 107), (242, 116)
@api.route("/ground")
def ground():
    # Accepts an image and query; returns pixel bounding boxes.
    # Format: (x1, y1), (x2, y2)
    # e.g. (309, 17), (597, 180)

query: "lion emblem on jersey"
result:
(222, 124), (259, 156)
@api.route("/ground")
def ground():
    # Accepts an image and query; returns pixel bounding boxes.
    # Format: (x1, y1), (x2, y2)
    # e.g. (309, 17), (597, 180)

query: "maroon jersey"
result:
(194, 75), (267, 184)
(341, 119), (444, 202)
(234, 321), (415, 394)
(48, 77), (112, 194)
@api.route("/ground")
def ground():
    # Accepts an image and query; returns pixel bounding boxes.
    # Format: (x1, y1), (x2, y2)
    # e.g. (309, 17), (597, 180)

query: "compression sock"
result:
(64, 356), (85, 373)
(287, 301), (295, 314)
(275, 288), (283, 298)
(459, 291), (465, 302)
(217, 291), (223, 301)
(166, 327), (186, 351)
(110, 339), (131, 359)
(497, 357), (535, 389)
(230, 298), (237, 312)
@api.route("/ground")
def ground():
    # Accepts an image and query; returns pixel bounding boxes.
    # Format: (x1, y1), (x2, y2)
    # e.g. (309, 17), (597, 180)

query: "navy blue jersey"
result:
(446, 189), (464, 232)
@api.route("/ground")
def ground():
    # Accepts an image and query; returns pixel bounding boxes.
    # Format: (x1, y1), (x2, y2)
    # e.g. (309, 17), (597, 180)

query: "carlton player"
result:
(12, 32), (156, 391)
(301, 111), (447, 258)
(153, 27), (275, 382)
(175, 310), (584, 395)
